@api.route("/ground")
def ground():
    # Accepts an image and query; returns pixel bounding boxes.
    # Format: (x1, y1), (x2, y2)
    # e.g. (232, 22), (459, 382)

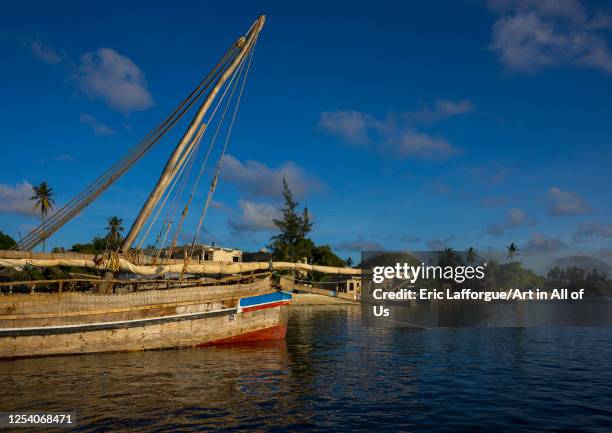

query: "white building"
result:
(168, 244), (242, 263)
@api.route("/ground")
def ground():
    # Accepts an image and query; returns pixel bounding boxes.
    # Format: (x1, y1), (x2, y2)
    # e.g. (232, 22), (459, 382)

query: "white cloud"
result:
(17, 39), (151, 112)
(80, 113), (117, 136)
(222, 155), (323, 199)
(486, 207), (531, 235)
(523, 232), (567, 252)
(0, 181), (37, 216)
(31, 40), (61, 64)
(382, 127), (458, 159)
(75, 48), (153, 114)
(318, 106), (467, 160)
(210, 200), (231, 213)
(406, 99), (475, 123)
(573, 222), (612, 242)
(489, 0), (612, 73)
(548, 187), (591, 216)
(319, 111), (374, 145)
(507, 207), (527, 225)
(228, 200), (279, 233)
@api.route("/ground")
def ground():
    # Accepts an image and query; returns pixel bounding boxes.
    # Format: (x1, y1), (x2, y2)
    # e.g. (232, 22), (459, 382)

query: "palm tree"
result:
(443, 247), (455, 260)
(438, 247), (456, 267)
(105, 216), (124, 251)
(466, 247), (478, 264)
(506, 242), (519, 262)
(30, 182), (55, 252)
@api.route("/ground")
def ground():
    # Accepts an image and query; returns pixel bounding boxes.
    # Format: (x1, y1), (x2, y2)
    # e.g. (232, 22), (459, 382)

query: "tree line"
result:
(4, 179), (609, 296)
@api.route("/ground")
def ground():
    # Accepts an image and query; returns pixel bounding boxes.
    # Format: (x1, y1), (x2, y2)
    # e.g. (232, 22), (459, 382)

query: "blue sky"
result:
(0, 0), (611, 263)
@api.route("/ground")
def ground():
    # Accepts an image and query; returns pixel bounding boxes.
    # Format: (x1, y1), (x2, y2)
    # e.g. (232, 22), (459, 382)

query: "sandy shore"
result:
(290, 293), (359, 306)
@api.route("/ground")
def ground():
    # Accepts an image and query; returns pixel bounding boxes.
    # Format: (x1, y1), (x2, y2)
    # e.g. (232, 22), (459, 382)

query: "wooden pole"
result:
(95, 16), (264, 294)
(120, 16), (265, 253)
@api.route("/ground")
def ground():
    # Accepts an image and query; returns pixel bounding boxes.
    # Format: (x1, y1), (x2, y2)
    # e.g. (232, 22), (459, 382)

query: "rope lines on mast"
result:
(188, 40), (257, 258)
(132, 30), (259, 271)
(12, 15), (266, 262)
(134, 49), (252, 256)
(146, 124), (209, 259)
(119, 18), (263, 254)
(167, 53), (247, 257)
(14, 42), (242, 251)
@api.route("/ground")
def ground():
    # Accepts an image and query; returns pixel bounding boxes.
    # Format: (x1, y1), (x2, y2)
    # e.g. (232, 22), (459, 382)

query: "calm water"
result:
(2, 305), (612, 432)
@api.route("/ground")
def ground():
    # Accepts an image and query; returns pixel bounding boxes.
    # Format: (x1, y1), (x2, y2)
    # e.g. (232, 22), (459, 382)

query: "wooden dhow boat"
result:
(0, 16), (359, 359)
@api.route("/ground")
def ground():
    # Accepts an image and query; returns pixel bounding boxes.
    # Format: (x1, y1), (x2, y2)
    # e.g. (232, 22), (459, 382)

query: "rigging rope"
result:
(135, 123), (205, 250)
(136, 55), (249, 254)
(177, 45), (255, 278)
(166, 56), (249, 254)
(188, 40), (257, 259)
(147, 126), (205, 257)
(14, 43), (241, 251)
(174, 52), (250, 259)
(135, 115), (212, 250)
(15, 19), (263, 256)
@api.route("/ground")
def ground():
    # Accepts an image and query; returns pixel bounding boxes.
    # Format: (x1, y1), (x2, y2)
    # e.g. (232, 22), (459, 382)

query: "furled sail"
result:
(0, 256), (360, 277)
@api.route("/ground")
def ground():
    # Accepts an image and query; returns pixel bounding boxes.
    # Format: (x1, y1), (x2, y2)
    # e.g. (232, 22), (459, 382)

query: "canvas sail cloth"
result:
(0, 256), (360, 277)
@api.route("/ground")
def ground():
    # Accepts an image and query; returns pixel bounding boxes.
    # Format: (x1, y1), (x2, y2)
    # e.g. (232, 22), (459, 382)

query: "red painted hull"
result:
(199, 323), (288, 347)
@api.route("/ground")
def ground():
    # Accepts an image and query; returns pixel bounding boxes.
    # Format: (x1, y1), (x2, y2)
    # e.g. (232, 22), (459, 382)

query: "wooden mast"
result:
(120, 15), (265, 253)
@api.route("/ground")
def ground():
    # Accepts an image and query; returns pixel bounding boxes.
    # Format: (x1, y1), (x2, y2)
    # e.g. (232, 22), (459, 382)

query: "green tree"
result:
(506, 242), (519, 262)
(0, 230), (16, 250)
(301, 207), (313, 237)
(312, 244), (345, 267)
(439, 247), (462, 267)
(268, 177), (347, 281)
(269, 177), (312, 262)
(30, 181), (55, 252)
(466, 247), (478, 264)
(486, 260), (544, 290)
(70, 237), (107, 254)
(105, 216), (124, 250)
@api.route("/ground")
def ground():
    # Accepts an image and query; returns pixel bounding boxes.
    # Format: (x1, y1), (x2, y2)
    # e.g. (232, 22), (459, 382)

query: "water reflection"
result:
(1, 305), (611, 432)
(1, 340), (296, 431)
(362, 298), (612, 327)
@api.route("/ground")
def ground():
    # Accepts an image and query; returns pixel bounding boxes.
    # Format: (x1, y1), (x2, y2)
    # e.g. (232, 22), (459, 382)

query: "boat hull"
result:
(0, 278), (292, 359)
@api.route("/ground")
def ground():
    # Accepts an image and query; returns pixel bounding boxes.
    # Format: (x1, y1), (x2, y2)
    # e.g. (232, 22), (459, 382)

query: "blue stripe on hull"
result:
(239, 291), (292, 308)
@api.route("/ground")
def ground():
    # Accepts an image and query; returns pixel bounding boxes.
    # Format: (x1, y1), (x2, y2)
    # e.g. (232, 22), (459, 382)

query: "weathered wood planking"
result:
(0, 277), (271, 315)
(0, 305), (288, 358)
(0, 277), (291, 358)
